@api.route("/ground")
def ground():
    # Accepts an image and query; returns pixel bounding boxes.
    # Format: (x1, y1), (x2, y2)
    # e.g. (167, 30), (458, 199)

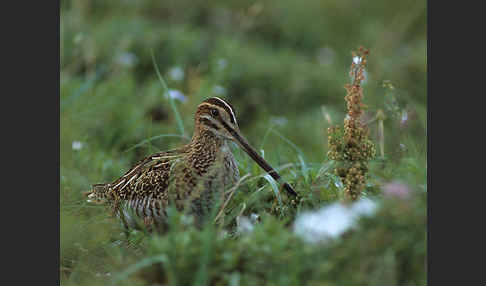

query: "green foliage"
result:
(60, 0), (426, 285)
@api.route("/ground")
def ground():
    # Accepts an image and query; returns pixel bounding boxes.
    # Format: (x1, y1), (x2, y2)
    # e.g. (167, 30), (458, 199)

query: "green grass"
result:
(60, 0), (426, 285)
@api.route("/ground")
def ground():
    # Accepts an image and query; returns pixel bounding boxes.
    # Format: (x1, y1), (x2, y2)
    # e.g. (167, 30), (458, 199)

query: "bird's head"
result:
(195, 97), (240, 141)
(194, 97), (298, 197)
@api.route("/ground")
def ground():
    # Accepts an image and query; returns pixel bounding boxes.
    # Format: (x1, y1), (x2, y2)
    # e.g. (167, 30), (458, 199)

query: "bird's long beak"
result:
(224, 124), (298, 197)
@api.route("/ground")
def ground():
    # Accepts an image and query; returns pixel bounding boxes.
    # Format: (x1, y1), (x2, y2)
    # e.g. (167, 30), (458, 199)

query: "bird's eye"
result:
(211, 109), (219, 117)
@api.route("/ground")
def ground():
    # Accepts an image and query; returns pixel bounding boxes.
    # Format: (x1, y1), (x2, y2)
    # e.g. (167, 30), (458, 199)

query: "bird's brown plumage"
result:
(86, 97), (295, 231)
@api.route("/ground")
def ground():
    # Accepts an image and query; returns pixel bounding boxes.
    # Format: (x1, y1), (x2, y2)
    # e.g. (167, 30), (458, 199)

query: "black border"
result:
(12, 0), (61, 284)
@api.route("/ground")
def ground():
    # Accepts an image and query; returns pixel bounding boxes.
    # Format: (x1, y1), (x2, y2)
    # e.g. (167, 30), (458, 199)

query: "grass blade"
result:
(269, 129), (305, 158)
(298, 154), (308, 183)
(150, 49), (186, 137)
(110, 254), (168, 286)
(60, 66), (106, 111)
(122, 134), (189, 153)
(263, 173), (282, 207)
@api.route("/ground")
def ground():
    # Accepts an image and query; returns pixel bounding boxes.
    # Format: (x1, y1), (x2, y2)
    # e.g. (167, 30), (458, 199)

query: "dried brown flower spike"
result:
(327, 47), (376, 201)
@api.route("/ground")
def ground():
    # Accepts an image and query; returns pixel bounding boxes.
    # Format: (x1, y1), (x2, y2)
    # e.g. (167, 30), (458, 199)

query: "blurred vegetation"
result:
(60, 0), (426, 285)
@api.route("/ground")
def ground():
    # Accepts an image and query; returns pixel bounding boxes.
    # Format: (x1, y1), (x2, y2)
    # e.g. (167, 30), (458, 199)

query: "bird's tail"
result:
(83, 183), (110, 204)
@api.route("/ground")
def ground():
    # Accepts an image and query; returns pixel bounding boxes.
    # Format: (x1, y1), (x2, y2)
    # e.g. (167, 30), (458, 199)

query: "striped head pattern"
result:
(195, 97), (240, 141)
(195, 97), (298, 197)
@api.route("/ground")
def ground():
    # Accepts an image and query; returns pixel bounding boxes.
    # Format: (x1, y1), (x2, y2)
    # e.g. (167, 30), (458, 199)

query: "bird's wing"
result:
(85, 148), (187, 204)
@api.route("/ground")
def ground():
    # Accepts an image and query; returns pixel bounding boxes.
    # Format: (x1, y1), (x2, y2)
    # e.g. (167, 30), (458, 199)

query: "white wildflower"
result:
(168, 66), (185, 82)
(350, 197), (378, 216)
(73, 33), (84, 44)
(72, 141), (84, 151)
(294, 198), (379, 244)
(236, 216), (254, 234)
(180, 214), (194, 226)
(270, 116), (288, 127)
(250, 213), (260, 224)
(401, 111), (409, 125)
(165, 89), (187, 102)
(116, 52), (138, 68)
(294, 204), (352, 243)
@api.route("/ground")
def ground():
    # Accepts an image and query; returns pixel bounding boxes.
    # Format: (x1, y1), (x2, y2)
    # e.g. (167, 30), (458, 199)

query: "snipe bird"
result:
(86, 97), (297, 230)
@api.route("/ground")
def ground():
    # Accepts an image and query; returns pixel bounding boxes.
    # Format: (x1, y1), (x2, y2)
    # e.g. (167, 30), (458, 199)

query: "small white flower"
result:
(168, 66), (185, 82)
(250, 213), (260, 224)
(73, 33), (84, 44)
(401, 111), (408, 124)
(294, 204), (352, 243)
(294, 198), (379, 244)
(72, 141), (84, 151)
(236, 216), (254, 234)
(165, 89), (187, 102)
(351, 197), (378, 217)
(353, 56), (362, 64)
(180, 214), (194, 226)
(116, 52), (138, 68)
(270, 116), (288, 127)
